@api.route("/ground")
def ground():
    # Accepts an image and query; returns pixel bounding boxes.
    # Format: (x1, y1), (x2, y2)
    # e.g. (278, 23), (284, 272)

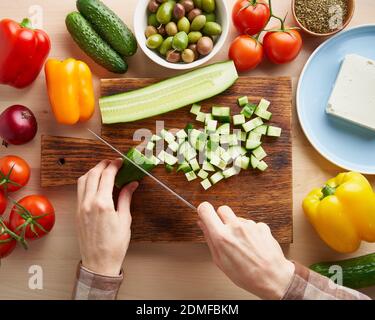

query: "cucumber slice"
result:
(235, 130), (247, 142)
(205, 114), (214, 124)
(212, 106), (231, 123)
(209, 132), (220, 143)
(207, 140), (219, 151)
(196, 111), (207, 122)
(190, 103), (201, 115)
(160, 129), (175, 144)
(100, 61), (238, 124)
(198, 169), (209, 179)
(248, 131), (262, 142)
(250, 155), (260, 169)
(240, 155), (250, 170)
(246, 139), (262, 150)
(253, 124), (268, 135)
(237, 96), (248, 107)
(228, 134), (238, 146)
(233, 114), (245, 126)
(151, 134), (162, 142)
(178, 141), (197, 160)
(227, 146), (241, 159)
(255, 109), (272, 120)
(267, 126), (282, 137)
(256, 98), (270, 111)
(223, 166), (240, 179)
(206, 119), (218, 133)
(210, 155), (226, 170)
(241, 103), (256, 118)
(200, 178), (212, 190)
(189, 158), (200, 171)
(242, 117), (264, 133)
(184, 123), (194, 133)
(221, 151), (232, 164)
(176, 129), (188, 140)
(146, 155), (161, 166)
(185, 171), (197, 181)
(177, 161), (191, 173)
(168, 141), (179, 152)
(165, 164), (174, 173)
(146, 141), (155, 151)
(164, 152), (178, 165)
(257, 160), (268, 171)
(220, 134), (231, 145)
(253, 146), (267, 161)
(210, 171), (224, 184)
(217, 123), (230, 135)
(202, 161), (215, 172)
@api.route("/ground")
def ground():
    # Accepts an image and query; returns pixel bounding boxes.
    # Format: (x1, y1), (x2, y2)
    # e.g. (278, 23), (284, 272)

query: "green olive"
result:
(193, 0), (202, 9)
(202, 0), (215, 13)
(177, 17), (190, 33)
(204, 12), (216, 22)
(145, 25), (158, 38)
(156, 1), (176, 24)
(166, 21), (178, 36)
(148, 13), (159, 27)
(188, 31), (202, 44)
(182, 48), (195, 63)
(146, 33), (164, 49)
(202, 21), (222, 36)
(191, 15), (206, 31)
(159, 36), (174, 56)
(172, 31), (189, 51)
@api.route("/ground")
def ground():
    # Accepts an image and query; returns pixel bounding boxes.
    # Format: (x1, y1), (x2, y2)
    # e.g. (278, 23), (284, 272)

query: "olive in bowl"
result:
(134, 0), (229, 70)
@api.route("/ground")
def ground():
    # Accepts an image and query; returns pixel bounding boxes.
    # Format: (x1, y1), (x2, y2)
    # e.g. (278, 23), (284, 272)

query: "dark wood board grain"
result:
(41, 77), (293, 243)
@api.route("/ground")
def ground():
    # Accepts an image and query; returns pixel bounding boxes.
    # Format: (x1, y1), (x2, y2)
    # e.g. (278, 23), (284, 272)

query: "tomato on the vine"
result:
(229, 35), (263, 72)
(232, 0), (270, 36)
(0, 221), (17, 259)
(9, 195), (55, 240)
(0, 155), (30, 193)
(0, 190), (6, 215)
(263, 29), (303, 64)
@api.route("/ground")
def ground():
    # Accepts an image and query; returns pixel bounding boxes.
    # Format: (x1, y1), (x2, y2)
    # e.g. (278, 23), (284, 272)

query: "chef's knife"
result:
(87, 129), (197, 211)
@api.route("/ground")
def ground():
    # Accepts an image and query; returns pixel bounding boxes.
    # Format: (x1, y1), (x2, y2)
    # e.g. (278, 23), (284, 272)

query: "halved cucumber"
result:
(100, 61), (238, 124)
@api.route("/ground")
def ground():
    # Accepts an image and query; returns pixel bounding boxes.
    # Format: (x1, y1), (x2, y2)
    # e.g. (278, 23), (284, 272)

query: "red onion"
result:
(0, 105), (38, 145)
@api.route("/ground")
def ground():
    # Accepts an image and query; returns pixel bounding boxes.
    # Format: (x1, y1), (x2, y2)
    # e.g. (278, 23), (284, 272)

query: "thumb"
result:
(118, 181), (139, 215)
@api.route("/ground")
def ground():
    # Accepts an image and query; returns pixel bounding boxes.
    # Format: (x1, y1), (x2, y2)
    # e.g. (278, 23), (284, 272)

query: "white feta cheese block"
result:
(326, 54), (375, 131)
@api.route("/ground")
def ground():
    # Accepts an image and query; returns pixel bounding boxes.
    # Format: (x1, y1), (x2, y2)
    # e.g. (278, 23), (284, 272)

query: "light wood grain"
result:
(0, 0), (375, 300)
(41, 76), (293, 243)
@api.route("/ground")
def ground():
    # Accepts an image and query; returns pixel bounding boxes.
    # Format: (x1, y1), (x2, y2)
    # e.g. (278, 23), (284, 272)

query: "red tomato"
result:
(0, 190), (6, 215)
(0, 221), (17, 258)
(232, 0), (270, 35)
(263, 29), (303, 64)
(9, 195), (55, 240)
(0, 155), (30, 192)
(229, 35), (263, 72)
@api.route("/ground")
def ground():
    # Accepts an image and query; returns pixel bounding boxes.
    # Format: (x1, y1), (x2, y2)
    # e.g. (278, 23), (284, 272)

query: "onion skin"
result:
(0, 105), (38, 145)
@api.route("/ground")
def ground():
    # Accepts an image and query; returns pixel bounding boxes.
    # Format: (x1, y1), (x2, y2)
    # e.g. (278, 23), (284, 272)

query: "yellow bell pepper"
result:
(303, 172), (375, 253)
(45, 58), (95, 125)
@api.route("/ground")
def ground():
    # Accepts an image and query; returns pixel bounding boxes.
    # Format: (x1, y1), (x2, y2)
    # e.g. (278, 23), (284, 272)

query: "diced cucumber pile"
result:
(140, 96), (282, 190)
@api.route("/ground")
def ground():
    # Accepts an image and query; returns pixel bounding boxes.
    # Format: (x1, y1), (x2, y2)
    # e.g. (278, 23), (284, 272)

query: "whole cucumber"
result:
(310, 253), (375, 289)
(76, 0), (137, 57)
(66, 12), (127, 73)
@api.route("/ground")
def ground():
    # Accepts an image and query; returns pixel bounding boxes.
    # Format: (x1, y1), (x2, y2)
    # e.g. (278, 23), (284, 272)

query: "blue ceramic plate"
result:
(297, 25), (375, 174)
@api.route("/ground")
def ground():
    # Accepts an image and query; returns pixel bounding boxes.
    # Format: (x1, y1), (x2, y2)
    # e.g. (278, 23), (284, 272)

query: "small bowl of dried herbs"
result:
(292, 0), (355, 37)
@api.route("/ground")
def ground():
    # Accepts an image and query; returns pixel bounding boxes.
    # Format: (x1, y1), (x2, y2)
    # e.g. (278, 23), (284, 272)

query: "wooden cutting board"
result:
(41, 77), (293, 243)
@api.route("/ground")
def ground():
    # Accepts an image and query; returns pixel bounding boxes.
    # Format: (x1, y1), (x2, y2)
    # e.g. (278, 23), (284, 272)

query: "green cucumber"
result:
(241, 103), (256, 118)
(165, 164), (174, 173)
(200, 178), (212, 190)
(76, 0), (137, 57)
(267, 126), (282, 137)
(237, 96), (248, 107)
(115, 148), (156, 188)
(177, 161), (191, 173)
(212, 106), (231, 123)
(310, 253), (375, 289)
(66, 12), (127, 73)
(100, 61), (238, 124)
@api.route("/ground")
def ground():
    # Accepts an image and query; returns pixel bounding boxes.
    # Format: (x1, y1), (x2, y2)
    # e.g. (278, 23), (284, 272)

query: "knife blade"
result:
(87, 129), (197, 211)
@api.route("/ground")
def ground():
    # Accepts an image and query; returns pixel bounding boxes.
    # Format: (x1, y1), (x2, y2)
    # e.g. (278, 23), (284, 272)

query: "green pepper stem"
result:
(20, 18), (33, 29)
(321, 185), (336, 199)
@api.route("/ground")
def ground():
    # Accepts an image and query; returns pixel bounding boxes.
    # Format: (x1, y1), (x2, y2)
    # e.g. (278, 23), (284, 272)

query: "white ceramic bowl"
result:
(134, 0), (229, 70)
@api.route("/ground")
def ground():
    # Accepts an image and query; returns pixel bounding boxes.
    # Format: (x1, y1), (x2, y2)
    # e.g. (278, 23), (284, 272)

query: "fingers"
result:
(97, 159), (123, 200)
(197, 202), (223, 234)
(83, 160), (110, 204)
(197, 219), (219, 262)
(118, 181), (139, 216)
(217, 205), (237, 224)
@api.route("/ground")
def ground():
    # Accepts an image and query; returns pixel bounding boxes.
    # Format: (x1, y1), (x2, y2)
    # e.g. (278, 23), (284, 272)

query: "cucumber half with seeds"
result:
(100, 61), (238, 124)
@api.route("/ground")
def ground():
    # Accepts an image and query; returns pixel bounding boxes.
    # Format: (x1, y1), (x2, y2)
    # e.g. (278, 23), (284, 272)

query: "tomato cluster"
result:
(0, 155), (55, 259)
(229, 0), (303, 72)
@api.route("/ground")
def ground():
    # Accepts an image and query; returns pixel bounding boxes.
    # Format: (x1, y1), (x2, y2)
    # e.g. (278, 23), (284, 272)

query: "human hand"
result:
(197, 202), (295, 300)
(76, 159), (138, 276)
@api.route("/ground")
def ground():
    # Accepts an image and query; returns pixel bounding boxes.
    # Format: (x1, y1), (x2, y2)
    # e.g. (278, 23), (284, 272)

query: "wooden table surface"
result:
(0, 0), (374, 300)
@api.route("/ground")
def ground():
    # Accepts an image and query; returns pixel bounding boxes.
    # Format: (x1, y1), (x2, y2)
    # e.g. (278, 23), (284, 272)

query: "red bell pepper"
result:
(0, 18), (50, 89)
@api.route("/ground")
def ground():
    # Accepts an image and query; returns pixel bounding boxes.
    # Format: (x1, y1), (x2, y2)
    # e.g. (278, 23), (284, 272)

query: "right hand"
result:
(197, 202), (295, 300)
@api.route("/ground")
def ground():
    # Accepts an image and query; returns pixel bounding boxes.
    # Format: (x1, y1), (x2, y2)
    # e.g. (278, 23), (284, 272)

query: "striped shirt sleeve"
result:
(282, 262), (371, 300)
